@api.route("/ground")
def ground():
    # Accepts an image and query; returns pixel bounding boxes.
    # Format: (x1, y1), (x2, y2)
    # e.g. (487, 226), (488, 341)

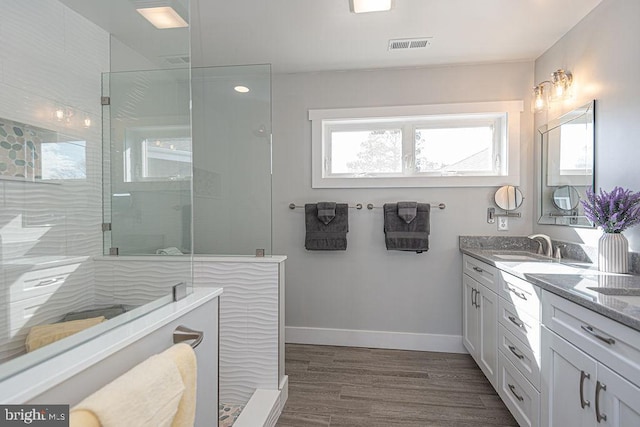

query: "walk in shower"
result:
(1, 2), (279, 423)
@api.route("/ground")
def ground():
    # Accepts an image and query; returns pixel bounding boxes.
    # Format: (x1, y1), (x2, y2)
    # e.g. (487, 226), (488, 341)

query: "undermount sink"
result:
(587, 287), (640, 296)
(585, 287), (640, 306)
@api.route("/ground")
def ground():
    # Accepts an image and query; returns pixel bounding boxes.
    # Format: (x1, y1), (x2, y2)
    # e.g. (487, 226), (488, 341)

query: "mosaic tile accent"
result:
(0, 118), (44, 180)
(219, 403), (243, 427)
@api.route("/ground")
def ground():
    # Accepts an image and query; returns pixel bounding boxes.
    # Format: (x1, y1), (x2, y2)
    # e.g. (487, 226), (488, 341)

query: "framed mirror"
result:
(538, 100), (595, 227)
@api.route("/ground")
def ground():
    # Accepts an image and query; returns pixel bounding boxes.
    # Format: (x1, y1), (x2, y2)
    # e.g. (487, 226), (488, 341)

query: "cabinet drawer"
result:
(499, 323), (541, 390)
(5, 263), (82, 302)
(498, 351), (540, 427)
(499, 271), (541, 321)
(2, 284), (93, 333)
(463, 255), (498, 293)
(543, 290), (640, 388)
(499, 298), (540, 353)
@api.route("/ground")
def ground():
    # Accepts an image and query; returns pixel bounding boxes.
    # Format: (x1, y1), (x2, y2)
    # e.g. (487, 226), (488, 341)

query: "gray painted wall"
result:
(533, 0), (640, 252)
(272, 62), (535, 338)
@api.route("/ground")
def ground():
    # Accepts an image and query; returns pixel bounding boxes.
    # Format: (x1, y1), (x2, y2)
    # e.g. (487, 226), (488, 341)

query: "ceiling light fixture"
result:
(350, 0), (394, 14)
(532, 69), (573, 113)
(234, 86), (250, 93)
(134, 0), (188, 29)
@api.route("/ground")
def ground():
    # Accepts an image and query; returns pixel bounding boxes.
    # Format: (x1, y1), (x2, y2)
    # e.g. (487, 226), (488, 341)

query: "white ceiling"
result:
(62, 0), (603, 74)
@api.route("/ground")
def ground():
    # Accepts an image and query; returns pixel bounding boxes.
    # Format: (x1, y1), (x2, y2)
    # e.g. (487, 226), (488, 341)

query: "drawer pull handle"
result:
(508, 384), (524, 402)
(580, 370), (591, 409)
(508, 316), (524, 329)
(472, 266), (484, 273)
(595, 381), (607, 423)
(508, 345), (524, 360)
(507, 286), (527, 300)
(581, 325), (615, 345)
(36, 277), (63, 287)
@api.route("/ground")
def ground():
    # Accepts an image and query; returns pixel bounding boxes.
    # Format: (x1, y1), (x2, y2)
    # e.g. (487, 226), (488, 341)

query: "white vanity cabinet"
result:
(495, 270), (542, 427)
(461, 252), (640, 427)
(541, 291), (640, 427)
(462, 255), (498, 388)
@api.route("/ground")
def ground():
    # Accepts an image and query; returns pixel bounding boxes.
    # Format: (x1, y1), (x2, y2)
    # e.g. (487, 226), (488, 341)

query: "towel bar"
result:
(289, 203), (363, 210)
(173, 325), (203, 349)
(367, 203), (446, 210)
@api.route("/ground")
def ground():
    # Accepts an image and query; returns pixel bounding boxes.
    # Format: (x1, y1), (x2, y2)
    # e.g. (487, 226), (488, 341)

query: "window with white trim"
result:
(309, 101), (523, 188)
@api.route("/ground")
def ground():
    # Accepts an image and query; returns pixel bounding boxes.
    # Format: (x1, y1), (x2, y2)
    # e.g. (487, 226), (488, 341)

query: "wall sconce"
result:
(54, 108), (66, 121)
(54, 107), (74, 123)
(532, 69), (573, 113)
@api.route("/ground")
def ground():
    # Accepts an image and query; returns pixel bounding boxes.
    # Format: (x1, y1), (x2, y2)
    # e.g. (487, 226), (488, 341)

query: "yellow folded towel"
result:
(70, 345), (186, 427)
(25, 316), (106, 352)
(165, 343), (198, 427)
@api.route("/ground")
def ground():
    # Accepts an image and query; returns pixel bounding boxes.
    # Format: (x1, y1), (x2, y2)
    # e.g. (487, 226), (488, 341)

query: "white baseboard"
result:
(285, 326), (467, 353)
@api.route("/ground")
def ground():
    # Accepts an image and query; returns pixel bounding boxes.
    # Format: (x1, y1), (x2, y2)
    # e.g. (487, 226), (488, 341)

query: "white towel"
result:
(71, 349), (185, 427)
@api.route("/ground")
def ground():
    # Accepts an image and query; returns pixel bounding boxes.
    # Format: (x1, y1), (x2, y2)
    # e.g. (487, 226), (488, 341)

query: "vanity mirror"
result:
(538, 100), (595, 227)
(495, 185), (524, 211)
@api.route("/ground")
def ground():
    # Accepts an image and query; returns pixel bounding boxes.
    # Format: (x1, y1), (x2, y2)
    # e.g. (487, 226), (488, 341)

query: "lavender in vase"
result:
(581, 186), (640, 273)
(581, 187), (640, 233)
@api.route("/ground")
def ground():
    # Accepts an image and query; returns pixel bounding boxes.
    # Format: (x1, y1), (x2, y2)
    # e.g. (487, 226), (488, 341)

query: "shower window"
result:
(123, 126), (191, 182)
(41, 140), (87, 180)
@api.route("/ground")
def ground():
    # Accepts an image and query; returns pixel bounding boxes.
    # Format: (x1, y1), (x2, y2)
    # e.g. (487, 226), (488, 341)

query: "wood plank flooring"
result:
(276, 344), (518, 427)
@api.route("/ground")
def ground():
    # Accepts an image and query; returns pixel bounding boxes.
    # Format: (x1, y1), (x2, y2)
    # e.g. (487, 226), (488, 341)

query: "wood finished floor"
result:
(276, 344), (518, 427)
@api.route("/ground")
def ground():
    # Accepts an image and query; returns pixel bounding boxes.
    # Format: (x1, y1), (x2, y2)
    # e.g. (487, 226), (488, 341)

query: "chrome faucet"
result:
(528, 234), (553, 257)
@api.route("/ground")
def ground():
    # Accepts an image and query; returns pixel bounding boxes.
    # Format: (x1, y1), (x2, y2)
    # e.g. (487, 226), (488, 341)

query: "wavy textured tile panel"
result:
(94, 260), (191, 306)
(195, 261), (280, 404)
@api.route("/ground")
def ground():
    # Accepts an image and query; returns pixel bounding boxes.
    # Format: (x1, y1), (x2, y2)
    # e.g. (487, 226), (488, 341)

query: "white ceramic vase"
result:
(598, 232), (629, 273)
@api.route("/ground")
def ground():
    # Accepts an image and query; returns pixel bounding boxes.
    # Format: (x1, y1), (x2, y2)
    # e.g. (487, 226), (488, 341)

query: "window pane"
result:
(142, 137), (192, 180)
(415, 127), (494, 173)
(41, 140), (86, 180)
(331, 129), (402, 174)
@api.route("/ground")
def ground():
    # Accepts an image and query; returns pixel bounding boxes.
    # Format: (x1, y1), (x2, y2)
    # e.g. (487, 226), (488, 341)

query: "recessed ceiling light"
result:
(350, 0), (394, 14)
(136, 6), (188, 29)
(234, 86), (250, 93)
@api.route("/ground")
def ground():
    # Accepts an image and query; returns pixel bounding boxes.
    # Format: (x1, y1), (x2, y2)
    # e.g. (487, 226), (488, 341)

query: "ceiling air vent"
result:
(163, 55), (191, 65)
(388, 37), (433, 51)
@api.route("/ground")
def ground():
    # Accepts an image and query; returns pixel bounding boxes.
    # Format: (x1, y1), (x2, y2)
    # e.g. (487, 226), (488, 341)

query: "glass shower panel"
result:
(191, 65), (272, 255)
(104, 68), (192, 256)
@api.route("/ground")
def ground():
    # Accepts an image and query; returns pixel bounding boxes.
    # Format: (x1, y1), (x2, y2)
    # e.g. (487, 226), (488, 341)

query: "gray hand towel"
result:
(397, 201), (418, 223)
(317, 201), (336, 225)
(383, 203), (430, 253)
(305, 203), (348, 250)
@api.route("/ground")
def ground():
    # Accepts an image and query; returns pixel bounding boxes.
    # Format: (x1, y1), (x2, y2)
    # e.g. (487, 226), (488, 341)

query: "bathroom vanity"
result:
(460, 245), (640, 427)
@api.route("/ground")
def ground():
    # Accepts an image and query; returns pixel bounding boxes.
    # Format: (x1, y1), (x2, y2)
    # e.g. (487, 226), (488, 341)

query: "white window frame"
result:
(309, 101), (523, 188)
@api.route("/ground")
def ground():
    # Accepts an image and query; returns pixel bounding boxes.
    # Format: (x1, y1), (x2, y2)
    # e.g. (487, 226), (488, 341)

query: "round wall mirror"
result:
(495, 185), (524, 211)
(552, 185), (581, 211)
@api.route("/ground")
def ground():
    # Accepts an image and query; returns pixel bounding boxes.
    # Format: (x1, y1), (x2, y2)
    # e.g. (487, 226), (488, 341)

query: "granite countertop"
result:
(460, 247), (640, 332)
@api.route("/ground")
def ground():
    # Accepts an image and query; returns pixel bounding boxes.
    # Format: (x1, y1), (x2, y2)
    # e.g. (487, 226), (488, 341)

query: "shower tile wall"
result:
(0, 1), (108, 261)
(0, 1), (109, 359)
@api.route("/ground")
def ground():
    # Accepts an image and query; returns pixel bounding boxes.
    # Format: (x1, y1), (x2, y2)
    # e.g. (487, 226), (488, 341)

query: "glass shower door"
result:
(103, 68), (192, 256)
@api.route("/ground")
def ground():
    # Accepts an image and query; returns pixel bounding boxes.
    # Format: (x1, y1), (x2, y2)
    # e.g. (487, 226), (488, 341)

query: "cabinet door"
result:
(462, 274), (479, 356)
(541, 327), (596, 427)
(478, 283), (498, 388)
(597, 364), (640, 427)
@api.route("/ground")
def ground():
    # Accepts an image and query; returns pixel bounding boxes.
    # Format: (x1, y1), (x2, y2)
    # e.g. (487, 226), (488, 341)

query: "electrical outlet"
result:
(498, 217), (509, 231)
